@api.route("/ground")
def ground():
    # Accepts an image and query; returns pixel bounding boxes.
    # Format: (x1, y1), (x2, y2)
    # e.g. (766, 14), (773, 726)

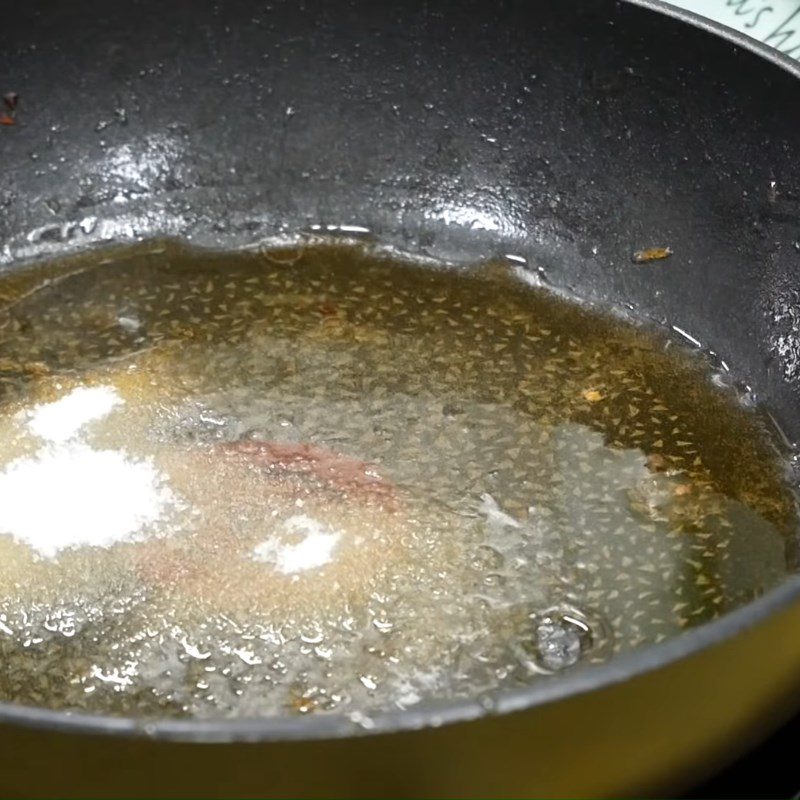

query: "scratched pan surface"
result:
(2, 0), (800, 796)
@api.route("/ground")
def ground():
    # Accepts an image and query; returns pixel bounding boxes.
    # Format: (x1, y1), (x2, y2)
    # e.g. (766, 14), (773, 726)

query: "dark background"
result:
(693, 713), (799, 798)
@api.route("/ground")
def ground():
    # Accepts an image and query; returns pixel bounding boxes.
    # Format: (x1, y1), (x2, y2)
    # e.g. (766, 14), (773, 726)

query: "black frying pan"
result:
(1, 1), (800, 796)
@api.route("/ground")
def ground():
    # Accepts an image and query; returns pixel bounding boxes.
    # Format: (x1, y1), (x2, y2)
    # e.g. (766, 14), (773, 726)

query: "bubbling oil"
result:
(0, 241), (794, 718)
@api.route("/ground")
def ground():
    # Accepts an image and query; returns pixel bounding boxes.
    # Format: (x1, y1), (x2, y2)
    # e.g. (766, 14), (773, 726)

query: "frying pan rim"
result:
(0, 0), (799, 742)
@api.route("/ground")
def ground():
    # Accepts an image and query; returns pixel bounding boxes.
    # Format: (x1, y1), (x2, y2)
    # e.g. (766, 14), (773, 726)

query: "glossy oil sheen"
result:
(0, 241), (794, 719)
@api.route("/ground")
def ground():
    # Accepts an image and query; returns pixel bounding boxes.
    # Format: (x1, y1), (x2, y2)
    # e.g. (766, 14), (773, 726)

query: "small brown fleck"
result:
(0, 114), (16, 126)
(289, 692), (317, 714)
(632, 247), (673, 264)
(3, 92), (18, 111)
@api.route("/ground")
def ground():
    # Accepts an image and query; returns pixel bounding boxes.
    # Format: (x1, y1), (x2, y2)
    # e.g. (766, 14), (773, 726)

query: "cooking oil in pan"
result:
(0, 241), (794, 718)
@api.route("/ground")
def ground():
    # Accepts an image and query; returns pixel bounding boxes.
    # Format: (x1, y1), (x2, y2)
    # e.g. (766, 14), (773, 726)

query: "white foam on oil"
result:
(0, 385), (176, 558)
(252, 514), (341, 574)
(0, 443), (174, 558)
(25, 385), (122, 442)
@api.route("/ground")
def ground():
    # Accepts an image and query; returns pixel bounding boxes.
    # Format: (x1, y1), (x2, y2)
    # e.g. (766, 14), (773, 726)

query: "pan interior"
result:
(0, 240), (795, 719)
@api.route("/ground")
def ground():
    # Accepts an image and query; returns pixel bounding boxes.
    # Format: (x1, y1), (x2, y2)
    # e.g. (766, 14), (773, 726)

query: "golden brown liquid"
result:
(0, 241), (794, 718)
